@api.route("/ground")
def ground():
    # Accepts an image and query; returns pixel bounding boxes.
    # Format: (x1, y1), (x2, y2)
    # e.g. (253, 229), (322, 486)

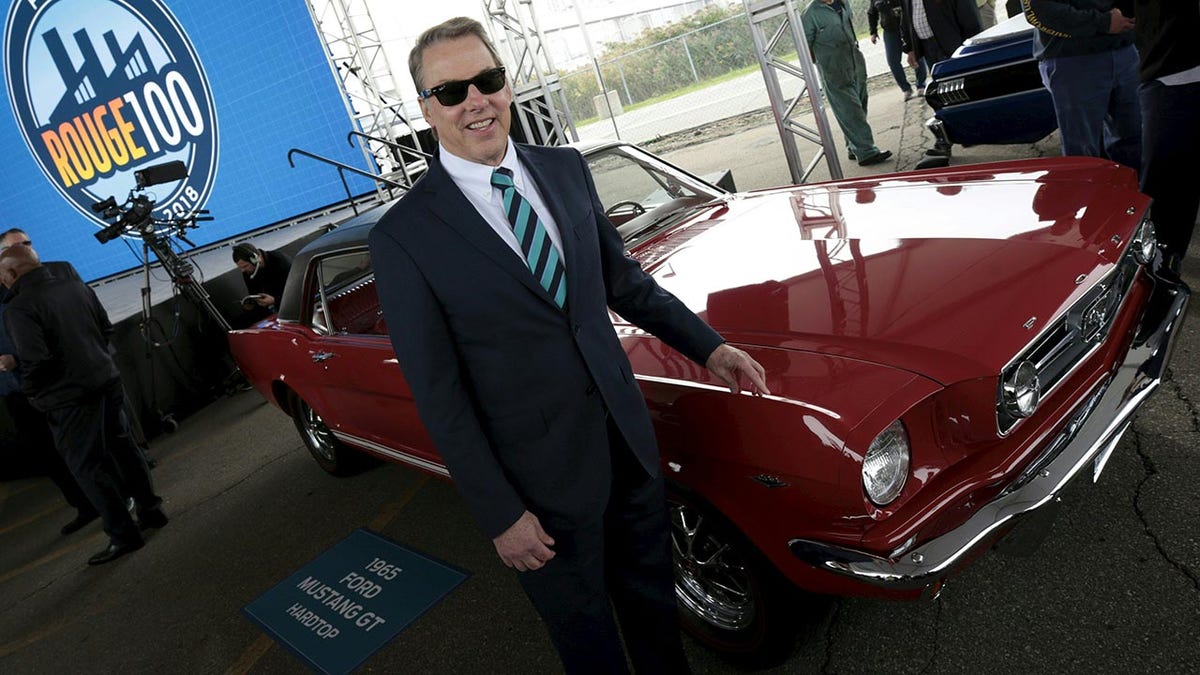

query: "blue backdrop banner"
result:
(2, 0), (374, 281)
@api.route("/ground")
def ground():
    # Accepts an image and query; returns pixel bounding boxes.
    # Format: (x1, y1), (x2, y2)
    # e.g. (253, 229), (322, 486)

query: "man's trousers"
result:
(45, 379), (161, 545)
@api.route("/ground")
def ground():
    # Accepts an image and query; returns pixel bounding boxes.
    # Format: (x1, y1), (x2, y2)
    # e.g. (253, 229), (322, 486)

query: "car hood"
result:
(627, 158), (1148, 385)
(957, 13), (1034, 56)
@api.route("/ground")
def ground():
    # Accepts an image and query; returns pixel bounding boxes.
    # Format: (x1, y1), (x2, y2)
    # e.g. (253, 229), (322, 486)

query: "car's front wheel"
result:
(667, 486), (825, 667)
(288, 392), (374, 476)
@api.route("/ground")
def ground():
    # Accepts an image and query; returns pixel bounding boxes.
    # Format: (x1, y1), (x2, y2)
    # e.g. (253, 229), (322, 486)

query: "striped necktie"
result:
(491, 167), (567, 308)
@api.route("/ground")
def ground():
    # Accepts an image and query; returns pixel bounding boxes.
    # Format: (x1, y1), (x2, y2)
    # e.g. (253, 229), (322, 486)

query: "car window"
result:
(585, 148), (707, 217)
(311, 251), (386, 336)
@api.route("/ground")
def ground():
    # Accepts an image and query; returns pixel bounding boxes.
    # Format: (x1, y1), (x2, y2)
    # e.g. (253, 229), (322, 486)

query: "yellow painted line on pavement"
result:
(0, 596), (118, 659)
(370, 474), (430, 531)
(227, 473), (430, 672)
(0, 531), (105, 586)
(0, 504), (64, 536)
(223, 634), (275, 675)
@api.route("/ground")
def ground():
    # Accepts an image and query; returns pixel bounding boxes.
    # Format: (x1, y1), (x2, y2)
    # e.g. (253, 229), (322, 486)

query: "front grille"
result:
(926, 59), (1044, 111)
(996, 251), (1141, 435)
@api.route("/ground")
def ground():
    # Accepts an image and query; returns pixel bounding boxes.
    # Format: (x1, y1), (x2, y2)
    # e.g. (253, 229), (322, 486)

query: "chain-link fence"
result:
(558, 1), (879, 144)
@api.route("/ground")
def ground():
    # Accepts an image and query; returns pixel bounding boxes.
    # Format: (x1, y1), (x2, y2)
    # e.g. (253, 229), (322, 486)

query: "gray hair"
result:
(409, 17), (502, 92)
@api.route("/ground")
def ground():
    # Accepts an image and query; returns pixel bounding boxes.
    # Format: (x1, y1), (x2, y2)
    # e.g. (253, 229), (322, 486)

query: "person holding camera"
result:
(232, 242), (291, 322)
(0, 244), (166, 565)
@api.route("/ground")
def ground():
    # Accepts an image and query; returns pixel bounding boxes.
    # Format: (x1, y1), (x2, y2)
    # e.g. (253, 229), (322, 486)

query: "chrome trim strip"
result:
(634, 374), (841, 419)
(935, 85), (1048, 109)
(788, 277), (1189, 589)
(332, 431), (450, 477)
(932, 55), (1038, 85)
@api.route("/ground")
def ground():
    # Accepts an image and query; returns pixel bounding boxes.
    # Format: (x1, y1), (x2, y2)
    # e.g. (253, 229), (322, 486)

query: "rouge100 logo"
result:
(4, 0), (219, 233)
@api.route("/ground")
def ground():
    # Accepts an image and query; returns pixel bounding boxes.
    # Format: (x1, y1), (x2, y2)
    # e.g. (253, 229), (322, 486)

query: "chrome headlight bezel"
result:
(1000, 360), (1041, 419)
(1131, 218), (1156, 265)
(862, 420), (910, 507)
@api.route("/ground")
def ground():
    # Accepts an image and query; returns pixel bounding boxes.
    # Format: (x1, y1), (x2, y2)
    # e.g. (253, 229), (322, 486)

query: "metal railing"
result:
(287, 148), (407, 215)
(346, 131), (431, 187)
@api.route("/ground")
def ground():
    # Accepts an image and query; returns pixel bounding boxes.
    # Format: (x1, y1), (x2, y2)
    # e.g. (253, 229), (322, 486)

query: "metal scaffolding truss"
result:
(743, 0), (842, 183)
(482, 0), (577, 146)
(305, 0), (426, 194)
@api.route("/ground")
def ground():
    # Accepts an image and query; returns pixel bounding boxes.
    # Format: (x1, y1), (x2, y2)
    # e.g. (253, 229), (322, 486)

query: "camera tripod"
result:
(137, 218), (231, 334)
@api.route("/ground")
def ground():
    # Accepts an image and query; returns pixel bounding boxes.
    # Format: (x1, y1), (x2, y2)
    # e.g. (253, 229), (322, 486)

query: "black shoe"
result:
(858, 150), (894, 166)
(61, 510), (99, 536)
(138, 508), (169, 531)
(927, 141), (952, 157)
(904, 89), (914, 101)
(846, 150), (857, 161)
(87, 537), (145, 566)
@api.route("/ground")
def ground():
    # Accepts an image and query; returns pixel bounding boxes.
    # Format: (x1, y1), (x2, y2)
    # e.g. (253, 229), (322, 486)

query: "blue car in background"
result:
(924, 14), (1055, 149)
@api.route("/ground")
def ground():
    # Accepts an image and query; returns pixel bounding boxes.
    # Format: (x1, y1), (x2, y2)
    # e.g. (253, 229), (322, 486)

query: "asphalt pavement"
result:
(1, 72), (1198, 674)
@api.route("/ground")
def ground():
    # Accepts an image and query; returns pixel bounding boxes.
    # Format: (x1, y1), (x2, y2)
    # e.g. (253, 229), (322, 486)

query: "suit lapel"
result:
(423, 158), (561, 309)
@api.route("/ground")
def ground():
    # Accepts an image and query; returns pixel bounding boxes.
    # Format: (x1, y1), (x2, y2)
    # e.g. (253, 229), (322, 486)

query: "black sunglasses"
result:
(419, 67), (507, 107)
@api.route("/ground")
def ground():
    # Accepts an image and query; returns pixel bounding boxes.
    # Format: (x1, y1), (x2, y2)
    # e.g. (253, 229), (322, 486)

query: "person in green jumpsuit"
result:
(802, 0), (893, 166)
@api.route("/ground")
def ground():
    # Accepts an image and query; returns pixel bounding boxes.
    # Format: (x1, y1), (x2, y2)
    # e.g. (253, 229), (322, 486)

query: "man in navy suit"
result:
(369, 17), (769, 673)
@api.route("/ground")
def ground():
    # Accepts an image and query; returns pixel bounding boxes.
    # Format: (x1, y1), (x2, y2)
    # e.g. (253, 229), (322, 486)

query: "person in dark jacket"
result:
(870, 0), (927, 99)
(0, 229), (96, 535)
(1022, 0), (1141, 172)
(232, 242), (290, 309)
(1132, 0), (1200, 275)
(231, 242), (291, 323)
(0, 245), (166, 566)
(903, 0), (983, 65)
(904, 0), (983, 156)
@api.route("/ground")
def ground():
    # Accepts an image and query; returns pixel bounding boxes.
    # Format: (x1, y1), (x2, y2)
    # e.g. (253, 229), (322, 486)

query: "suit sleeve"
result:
(868, 1), (880, 35)
(368, 225), (527, 539)
(955, 0), (983, 38)
(902, 0), (921, 59)
(4, 305), (51, 398)
(1023, 0), (1110, 37)
(573, 150), (724, 366)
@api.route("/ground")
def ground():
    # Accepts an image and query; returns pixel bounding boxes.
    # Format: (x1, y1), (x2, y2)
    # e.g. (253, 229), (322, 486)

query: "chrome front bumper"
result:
(789, 274), (1190, 590)
(926, 117), (951, 147)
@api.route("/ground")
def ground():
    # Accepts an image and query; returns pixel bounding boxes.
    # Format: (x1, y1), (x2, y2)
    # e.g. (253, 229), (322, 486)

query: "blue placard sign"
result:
(243, 528), (469, 674)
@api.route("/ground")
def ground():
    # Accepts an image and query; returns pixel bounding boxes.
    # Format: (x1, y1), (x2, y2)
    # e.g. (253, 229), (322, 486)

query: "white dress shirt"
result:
(438, 141), (567, 266)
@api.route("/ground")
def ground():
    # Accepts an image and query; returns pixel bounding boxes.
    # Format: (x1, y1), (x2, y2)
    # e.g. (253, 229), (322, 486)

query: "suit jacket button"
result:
(573, 324), (581, 336)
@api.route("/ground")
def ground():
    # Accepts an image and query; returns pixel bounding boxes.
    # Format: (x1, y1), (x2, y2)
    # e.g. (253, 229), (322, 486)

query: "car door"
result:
(300, 248), (441, 469)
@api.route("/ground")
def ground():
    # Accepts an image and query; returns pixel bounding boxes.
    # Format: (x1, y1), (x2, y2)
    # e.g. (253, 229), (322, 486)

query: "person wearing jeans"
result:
(869, 0), (927, 99)
(1023, 0), (1141, 172)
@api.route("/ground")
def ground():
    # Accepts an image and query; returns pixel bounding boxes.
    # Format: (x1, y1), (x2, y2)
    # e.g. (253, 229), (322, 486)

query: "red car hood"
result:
(629, 158), (1149, 385)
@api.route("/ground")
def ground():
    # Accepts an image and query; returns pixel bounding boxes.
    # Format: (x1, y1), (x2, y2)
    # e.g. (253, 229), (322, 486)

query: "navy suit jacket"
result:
(368, 143), (723, 539)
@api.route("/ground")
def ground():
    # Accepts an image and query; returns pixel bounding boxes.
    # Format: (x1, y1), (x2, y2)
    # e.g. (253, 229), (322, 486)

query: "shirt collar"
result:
(438, 141), (526, 201)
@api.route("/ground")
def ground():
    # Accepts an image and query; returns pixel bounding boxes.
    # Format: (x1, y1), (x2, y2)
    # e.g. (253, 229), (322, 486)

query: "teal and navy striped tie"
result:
(491, 167), (567, 308)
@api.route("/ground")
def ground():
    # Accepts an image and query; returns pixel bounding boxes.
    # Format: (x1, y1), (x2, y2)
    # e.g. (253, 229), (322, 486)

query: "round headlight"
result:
(1002, 361), (1041, 418)
(862, 420), (910, 506)
(1132, 219), (1156, 265)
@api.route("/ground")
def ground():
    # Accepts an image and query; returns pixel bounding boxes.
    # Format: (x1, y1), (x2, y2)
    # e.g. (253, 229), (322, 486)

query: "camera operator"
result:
(0, 244), (167, 566)
(232, 243), (290, 325)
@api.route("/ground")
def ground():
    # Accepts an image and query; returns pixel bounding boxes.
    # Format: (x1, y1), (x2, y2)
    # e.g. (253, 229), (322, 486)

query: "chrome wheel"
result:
(669, 502), (756, 632)
(298, 400), (337, 463)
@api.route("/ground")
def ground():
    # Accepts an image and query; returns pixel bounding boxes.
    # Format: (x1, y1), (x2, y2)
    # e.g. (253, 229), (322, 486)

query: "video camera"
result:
(91, 160), (191, 244)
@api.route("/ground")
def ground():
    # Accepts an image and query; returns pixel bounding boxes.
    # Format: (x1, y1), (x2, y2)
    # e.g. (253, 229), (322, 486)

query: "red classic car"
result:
(228, 142), (1188, 664)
